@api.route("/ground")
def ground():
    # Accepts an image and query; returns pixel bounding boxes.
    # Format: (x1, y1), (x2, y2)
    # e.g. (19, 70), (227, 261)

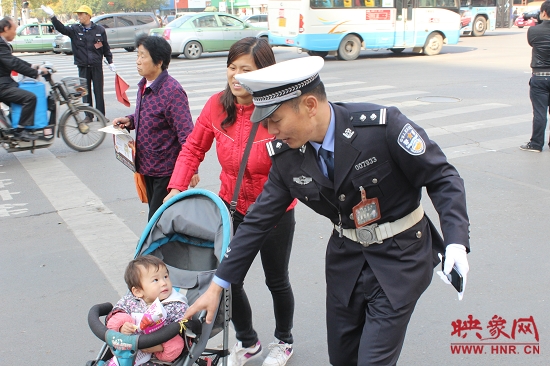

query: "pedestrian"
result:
(164, 37), (297, 366)
(0, 16), (48, 141)
(111, 35), (195, 220)
(41, 4), (114, 120)
(183, 56), (471, 366)
(520, 0), (550, 152)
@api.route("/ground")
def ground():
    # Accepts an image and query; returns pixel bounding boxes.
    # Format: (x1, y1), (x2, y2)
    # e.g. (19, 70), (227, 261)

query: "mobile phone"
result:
(441, 255), (464, 293)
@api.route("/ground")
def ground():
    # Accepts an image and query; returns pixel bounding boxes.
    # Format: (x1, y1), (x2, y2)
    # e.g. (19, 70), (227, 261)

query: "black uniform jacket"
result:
(51, 16), (113, 67)
(528, 20), (550, 72)
(0, 38), (38, 87)
(216, 102), (470, 310)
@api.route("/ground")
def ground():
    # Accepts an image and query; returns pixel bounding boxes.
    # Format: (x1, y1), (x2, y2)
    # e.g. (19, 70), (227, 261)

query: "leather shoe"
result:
(13, 129), (38, 142)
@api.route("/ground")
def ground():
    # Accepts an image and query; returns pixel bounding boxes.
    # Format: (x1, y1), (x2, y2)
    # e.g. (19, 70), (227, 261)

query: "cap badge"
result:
(343, 128), (354, 139)
(293, 176), (312, 185)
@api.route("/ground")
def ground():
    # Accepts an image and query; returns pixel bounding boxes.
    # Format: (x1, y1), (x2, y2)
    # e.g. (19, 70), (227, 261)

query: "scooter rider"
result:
(0, 17), (48, 142)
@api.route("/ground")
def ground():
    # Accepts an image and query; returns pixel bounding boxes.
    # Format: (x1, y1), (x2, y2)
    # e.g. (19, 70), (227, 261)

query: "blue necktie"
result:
(319, 147), (334, 181)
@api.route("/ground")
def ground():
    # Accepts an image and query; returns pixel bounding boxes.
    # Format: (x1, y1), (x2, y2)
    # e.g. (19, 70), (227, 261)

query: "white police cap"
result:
(235, 56), (324, 123)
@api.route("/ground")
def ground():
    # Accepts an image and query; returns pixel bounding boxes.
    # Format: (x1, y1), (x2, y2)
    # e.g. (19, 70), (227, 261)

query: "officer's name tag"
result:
(353, 186), (381, 227)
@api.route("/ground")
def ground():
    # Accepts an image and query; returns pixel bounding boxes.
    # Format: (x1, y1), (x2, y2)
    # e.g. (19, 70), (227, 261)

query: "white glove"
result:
(109, 63), (116, 72)
(436, 244), (469, 301)
(40, 5), (55, 17)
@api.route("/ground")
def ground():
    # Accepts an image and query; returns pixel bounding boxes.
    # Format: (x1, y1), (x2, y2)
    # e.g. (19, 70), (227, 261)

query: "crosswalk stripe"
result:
(443, 134), (531, 160)
(423, 113), (532, 137)
(330, 85), (396, 96)
(14, 149), (135, 297)
(324, 81), (366, 88)
(339, 90), (429, 101)
(410, 103), (509, 121)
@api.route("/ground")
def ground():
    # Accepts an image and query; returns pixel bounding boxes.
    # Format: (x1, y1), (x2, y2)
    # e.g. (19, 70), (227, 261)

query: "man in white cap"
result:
(41, 4), (114, 121)
(184, 56), (470, 365)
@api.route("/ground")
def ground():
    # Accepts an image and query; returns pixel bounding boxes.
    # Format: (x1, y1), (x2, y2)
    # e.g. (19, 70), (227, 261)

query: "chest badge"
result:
(343, 128), (354, 139)
(293, 176), (312, 185)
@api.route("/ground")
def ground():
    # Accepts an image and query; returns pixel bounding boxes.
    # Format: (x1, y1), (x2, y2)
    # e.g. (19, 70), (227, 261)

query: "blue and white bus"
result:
(459, 0), (497, 36)
(459, 0), (513, 36)
(267, 0), (462, 60)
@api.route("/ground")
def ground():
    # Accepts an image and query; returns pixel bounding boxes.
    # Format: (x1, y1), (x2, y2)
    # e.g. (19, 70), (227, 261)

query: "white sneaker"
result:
(228, 341), (262, 366)
(262, 340), (293, 366)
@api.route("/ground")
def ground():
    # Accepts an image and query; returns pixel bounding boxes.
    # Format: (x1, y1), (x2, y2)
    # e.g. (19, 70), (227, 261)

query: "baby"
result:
(106, 255), (189, 363)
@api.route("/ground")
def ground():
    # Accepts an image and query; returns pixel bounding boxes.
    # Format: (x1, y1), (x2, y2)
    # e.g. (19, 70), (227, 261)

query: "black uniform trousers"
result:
(78, 65), (105, 117)
(326, 235), (418, 366)
(0, 84), (36, 127)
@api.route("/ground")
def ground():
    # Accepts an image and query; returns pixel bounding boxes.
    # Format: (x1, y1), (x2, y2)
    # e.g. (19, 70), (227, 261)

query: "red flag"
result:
(115, 73), (131, 107)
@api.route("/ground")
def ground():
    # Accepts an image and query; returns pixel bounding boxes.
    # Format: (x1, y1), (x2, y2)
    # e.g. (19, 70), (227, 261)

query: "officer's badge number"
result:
(398, 123), (425, 156)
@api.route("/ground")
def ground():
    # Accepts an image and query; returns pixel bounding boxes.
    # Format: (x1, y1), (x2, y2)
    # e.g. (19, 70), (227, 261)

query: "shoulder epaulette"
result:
(350, 108), (387, 126)
(266, 139), (291, 156)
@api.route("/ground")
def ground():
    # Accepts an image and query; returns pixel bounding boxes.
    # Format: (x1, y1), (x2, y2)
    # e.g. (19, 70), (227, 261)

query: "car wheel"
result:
(184, 41), (202, 60)
(308, 51), (328, 58)
(124, 47), (135, 52)
(472, 16), (487, 37)
(337, 35), (361, 61)
(422, 33), (443, 56)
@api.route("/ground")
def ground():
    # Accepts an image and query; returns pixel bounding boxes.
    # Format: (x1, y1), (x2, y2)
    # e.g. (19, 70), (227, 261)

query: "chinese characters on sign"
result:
(450, 315), (540, 355)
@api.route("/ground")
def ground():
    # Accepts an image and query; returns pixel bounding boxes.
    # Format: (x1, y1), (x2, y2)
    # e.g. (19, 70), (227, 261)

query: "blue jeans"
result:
(227, 202), (296, 347)
(529, 75), (550, 149)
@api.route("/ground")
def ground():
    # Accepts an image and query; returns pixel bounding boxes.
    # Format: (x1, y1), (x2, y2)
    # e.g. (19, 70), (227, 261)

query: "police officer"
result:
(41, 4), (114, 120)
(184, 57), (471, 365)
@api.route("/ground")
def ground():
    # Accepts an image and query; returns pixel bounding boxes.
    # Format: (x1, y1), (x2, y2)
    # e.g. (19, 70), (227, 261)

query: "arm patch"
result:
(350, 108), (387, 126)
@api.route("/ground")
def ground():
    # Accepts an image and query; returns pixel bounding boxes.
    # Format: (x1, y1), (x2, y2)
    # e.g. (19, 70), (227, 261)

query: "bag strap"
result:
(229, 122), (259, 217)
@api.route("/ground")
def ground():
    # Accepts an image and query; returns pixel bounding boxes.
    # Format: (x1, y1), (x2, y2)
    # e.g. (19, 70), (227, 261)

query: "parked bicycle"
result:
(0, 64), (107, 153)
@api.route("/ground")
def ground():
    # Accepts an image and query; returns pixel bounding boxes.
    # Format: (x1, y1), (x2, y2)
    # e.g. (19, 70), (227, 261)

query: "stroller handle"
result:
(88, 302), (182, 349)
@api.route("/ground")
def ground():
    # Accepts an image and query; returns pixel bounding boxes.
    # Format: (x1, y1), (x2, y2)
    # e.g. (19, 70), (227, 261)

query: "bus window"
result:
(311, 0), (333, 8)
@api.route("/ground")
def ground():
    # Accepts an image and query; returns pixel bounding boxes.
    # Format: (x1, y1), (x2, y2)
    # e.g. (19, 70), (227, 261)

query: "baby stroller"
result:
(87, 189), (232, 366)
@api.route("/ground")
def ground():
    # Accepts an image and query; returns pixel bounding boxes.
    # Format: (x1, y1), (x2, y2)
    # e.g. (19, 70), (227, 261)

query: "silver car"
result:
(149, 12), (268, 59)
(53, 12), (160, 54)
(241, 14), (268, 29)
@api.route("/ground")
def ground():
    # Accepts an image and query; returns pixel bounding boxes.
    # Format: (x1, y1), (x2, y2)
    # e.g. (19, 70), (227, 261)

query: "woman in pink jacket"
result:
(164, 38), (296, 366)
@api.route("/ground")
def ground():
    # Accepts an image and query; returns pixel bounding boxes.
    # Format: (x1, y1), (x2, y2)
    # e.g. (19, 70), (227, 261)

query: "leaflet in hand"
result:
(99, 125), (136, 172)
(132, 299), (167, 365)
(106, 299), (168, 366)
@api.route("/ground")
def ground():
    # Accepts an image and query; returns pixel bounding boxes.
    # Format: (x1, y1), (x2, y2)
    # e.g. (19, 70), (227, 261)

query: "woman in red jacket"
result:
(165, 38), (296, 366)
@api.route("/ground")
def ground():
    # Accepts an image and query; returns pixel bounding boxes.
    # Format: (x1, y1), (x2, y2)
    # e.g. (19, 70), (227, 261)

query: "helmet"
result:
(74, 5), (93, 16)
